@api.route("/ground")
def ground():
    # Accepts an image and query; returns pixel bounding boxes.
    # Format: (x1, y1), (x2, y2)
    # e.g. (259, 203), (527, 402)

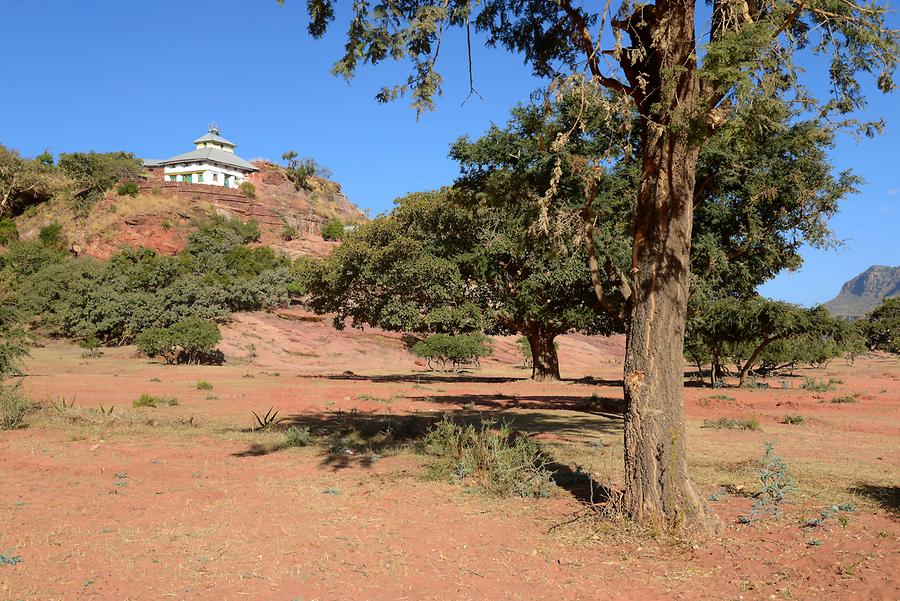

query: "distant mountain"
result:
(824, 265), (900, 319)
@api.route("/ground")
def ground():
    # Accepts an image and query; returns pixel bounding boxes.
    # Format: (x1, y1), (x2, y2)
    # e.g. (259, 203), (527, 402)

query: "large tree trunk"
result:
(526, 329), (561, 381)
(621, 0), (718, 534)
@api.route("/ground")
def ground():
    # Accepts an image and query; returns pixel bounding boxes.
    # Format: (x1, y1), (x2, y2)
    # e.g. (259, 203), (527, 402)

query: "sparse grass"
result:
(707, 394), (735, 401)
(702, 416), (761, 431)
(781, 414), (805, 425)
(423, 416), (555, 498)
(357, 393), (401, 404)
(802, 377), (836, 392)
(196, 380), (213, 390)
(825, 394), (859, 404)
(133, 394), (178, 408)
(0, 387), (32, 430)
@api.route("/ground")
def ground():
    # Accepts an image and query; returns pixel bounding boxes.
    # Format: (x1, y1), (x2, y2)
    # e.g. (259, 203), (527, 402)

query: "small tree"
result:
(862, 298), (899, 354)
(239, 181), (256, 199)
(320, 219), (344, 241)
(412, 333), (493, 371)
(116, 182), (139, 197)
(135, 318), (222, 365)
(38, 222), (67, 251)
(58, 151), (142, 214)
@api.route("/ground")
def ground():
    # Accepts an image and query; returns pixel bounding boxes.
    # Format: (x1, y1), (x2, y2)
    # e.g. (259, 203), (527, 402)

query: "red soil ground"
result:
(2, 312), (898, 600)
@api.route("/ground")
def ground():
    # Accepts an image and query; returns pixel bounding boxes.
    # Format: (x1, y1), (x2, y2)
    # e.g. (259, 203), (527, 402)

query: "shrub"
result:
(133, 394), (178, 408)
(827, 394), (859, 404)
(281, 224), (298, 241)
(135, 328), (171, 359)
(78, 336), (102, 357)
(321, 219), (344, 241)
(116, 182), (139, 197)
(802, 377), (836, 392)
(0, 387), (31, 430)
(412, 333), (493, 371)
(38, 222), (66, 251)
(0, 218), (18, 245)
(781, 414), (805, 425)
(702, 416), (761, 431)
(196, 380), (213, 390)
(423, 416), (554, 498)
(239, 181), (256, 199)
(740, 442), (795, 522)
(167, 318), (222, 363)
(284, 426), (314, 448)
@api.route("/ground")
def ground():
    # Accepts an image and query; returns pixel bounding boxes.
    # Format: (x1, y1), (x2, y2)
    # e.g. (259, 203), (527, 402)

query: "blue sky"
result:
(1, 1), (897, 305)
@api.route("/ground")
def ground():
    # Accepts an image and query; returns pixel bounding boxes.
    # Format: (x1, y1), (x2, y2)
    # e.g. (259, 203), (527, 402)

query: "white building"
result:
(144, 125), (258, 188)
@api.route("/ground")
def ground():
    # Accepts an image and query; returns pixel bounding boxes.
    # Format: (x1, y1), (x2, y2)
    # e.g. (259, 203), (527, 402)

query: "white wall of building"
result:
(162, 161), (251, 188)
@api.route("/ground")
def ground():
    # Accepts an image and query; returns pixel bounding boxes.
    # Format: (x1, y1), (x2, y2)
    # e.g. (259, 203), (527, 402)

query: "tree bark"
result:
(526, 329), (561, 381)
(738, 335), (777, 386)
(620, 0), (719, 534)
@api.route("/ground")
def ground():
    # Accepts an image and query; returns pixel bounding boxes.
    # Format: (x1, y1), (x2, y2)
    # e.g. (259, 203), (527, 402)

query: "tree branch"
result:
(557, 0), (633, 95)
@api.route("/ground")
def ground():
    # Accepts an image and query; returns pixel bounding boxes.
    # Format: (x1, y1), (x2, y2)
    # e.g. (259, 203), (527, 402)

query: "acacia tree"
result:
(281, 0), (896, 530)
(302, 189), (617, 380)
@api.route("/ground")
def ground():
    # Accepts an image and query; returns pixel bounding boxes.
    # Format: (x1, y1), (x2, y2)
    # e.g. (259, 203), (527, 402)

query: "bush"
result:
(321, 219), (344, 241)
(423, 417), (554, 498)
(78, 335), (102, 357)
(116, 182), (139, 197)
(135, 319), (221, 365)
(38, 222), (66, 251)
(239, 181), (256, 199)
(196, 380), (213, 390)
(281, 224), (298, 241)
(133, 393), (178, 408)
(861, 298), (899, 354)
(781, 414), (805, 425)
(412, 333), (493, 371)
(0, 218), (18, 245)
(516, 336), (533, 368)
(802, 377), (836, 392)
(284, 425), (314, 448)
(0, 386), (31, 430)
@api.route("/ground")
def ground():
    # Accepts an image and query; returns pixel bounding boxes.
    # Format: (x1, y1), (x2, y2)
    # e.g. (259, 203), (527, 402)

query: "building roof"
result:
(142, 159), (163, 167)
(193, 131), (236, 147)
(157, 147), (259, 172)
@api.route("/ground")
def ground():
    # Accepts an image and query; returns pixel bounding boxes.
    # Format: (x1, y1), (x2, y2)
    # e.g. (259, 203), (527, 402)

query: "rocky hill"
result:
(12, 161), (367, 259)
(824, 265), (900, 319)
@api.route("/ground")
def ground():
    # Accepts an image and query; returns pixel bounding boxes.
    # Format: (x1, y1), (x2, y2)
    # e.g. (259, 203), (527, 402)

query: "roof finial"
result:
(208, 121), (220, 135)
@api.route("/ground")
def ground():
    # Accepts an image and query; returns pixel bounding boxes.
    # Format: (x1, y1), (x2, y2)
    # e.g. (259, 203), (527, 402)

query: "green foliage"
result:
(116, 182), (139, 197)
(196, 380), (213, 390)
(238, 181), (256, 199)
(861, 297), (899, 354)
(827, 394), (859, 404)
(0, 296), (28, 380)
(687, 297), (852, 385)
(0, 144), (59, 216)
(802, 377), (837, 392)
(423, 416), (554, 498)
(516, 336), (533, 368)
(0, 386), (31, 430)
(284, 425), (314, 448)
(58, 151), (142, 214)
(38, 222), (66, 251)
(133, 393), (178, 408)
(741, 443), (795, 523)
(702, 416), (761, 431)
(282, 151), (331, 191)
(281, 223), (298, 241)
(137, 318), (221, 365)
(4, 217), (293, 349)
(411, 333), (493, 371)
(320, 219), (344, 241)
(0, 218), (18, 245)
(78, 335), (102, 357)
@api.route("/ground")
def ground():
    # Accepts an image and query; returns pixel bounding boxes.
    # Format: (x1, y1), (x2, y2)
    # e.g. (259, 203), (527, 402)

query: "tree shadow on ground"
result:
(299, 372), (623, 387)
(849, 484), (900, 515)
(230, 408), (623, 504)
(410, 392), (626, 415)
